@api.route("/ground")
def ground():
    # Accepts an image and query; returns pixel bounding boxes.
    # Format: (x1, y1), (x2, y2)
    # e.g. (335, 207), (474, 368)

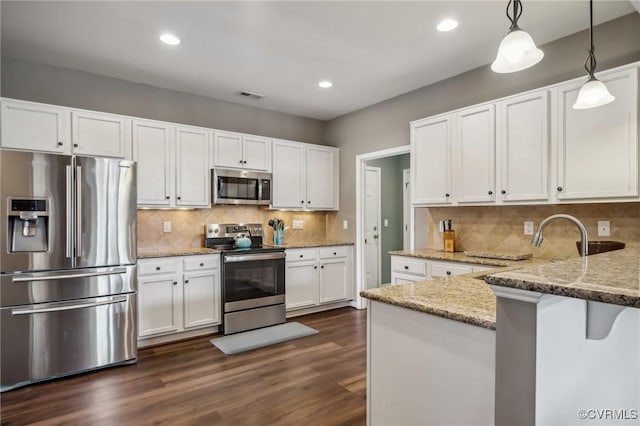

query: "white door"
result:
(138, 275), (179, 337)
(285, 261), (318, 309)
(72, 110), (130, 158)
(307, 146), (337, 209)
(183, 271), (220, 329)
(411, 116), (453, 204)
(364, 166), (381, 289)
(272, 140), (306, 209)
(0, 99), (70, 154)
(319, 259), (348, 303)
(243, 134), (271, 171)
(403, 169), (411, 250)
(175, 125), (210, 207)
(132, 119), (172, 206)
(456, 104), (495, 203)
(213, 130), (243, 169)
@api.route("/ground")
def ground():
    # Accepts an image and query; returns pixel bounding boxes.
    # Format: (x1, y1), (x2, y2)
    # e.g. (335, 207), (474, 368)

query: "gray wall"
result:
(325, 13), (640, 241)
(0, 56), (325, 145)
(367, 154), (410, 284)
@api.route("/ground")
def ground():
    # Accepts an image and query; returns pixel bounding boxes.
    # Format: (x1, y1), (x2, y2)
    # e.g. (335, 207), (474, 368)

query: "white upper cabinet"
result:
(71, 110), (131, 158)
(212, 130), (271, 171)
(272, 140), (339, 210)
(175, 125), (210, 207)
(411, 115), (453, 205)
(272, 140), (306, 209)
(555, 67), (638, 201)
(496, 90), (549, 202)
(133, 119), (172, 207)
(133, 119), (210, 208)
(456, 104), (496, 204)
(307, 145), (338, 210)
(1, 99), (70, 154)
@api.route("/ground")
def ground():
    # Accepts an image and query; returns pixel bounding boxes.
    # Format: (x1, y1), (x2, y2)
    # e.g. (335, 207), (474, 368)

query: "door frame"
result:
(403, 168), (411, 250)
(364, 165), (382, 290)
(354, 145), (410, 309)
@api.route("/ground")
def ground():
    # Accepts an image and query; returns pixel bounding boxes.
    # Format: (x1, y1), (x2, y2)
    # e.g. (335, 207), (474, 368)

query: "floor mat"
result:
(210, 322), (318, 355)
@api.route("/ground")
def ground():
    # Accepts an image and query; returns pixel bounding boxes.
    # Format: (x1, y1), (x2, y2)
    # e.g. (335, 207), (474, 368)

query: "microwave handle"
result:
(258, 179), (263, 201)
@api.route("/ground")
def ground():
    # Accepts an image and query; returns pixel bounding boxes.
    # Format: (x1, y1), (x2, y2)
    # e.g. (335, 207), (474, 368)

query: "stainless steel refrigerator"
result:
(0, 149), (137, 392)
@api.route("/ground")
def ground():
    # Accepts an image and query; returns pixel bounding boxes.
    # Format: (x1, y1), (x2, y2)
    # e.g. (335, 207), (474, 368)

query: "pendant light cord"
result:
(584, 0), (597, 78)
(506, 0), (523, 30)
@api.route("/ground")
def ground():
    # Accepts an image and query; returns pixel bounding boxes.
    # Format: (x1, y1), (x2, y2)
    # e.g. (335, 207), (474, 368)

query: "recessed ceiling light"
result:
(318, 81), (333, 88)
(160, 33), (180, 46)
(437, 19), (458, 32)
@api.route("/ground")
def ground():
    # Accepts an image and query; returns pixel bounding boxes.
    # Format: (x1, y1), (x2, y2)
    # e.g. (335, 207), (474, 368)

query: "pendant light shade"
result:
(491, 0), (543, 73)
(572, 0), (615, 110)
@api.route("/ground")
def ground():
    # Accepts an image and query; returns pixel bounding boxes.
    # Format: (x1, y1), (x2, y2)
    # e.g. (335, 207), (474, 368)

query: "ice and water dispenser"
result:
(7, 198), (49, 252)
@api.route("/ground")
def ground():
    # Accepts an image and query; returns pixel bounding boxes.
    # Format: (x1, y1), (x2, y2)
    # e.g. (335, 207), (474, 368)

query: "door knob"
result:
(373, 234), (379, 239)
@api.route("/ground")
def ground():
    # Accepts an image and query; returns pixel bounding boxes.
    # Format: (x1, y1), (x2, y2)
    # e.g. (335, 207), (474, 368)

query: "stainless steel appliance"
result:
(212, 168), (272, 205)
(205, 223), (285, 334)
(0, 150), (137, 392)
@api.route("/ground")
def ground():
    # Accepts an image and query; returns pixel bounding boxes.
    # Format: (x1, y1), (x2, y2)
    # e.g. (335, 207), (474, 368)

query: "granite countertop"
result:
(137, 247), (221, 259)
(389, 248), (533, 267)
(485, 247), (640, 308)
(266, 241), (354, 249)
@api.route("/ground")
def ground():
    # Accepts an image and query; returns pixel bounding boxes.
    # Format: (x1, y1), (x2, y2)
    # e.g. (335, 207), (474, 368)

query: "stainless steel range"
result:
(205, 223), (285, 335)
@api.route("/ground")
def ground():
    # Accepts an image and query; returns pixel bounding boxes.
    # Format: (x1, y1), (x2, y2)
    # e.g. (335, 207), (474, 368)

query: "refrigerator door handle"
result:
(11, 296), (128, 315)
(65, 165), (73, 258)
(11, 267), (128, 283)
(75, 165), (82, 257)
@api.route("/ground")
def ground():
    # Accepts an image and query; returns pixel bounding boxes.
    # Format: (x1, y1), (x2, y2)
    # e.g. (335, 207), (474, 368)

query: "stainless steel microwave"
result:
(212, 168), (272, 205)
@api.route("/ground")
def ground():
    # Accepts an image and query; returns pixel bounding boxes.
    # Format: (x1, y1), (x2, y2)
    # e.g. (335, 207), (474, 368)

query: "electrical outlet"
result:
(597, 220), (610, 237)
(292, 220), (303, 230)
(384, 219), (389, 227)
(524, 221), (534, 236)
(163, 221), (172, 233)
(343, 220), (348, 230)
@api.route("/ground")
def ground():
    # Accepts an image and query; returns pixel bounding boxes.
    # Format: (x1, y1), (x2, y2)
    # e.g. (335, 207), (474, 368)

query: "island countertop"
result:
(389, 248), (532, 267)
(485, 247), (640, 308)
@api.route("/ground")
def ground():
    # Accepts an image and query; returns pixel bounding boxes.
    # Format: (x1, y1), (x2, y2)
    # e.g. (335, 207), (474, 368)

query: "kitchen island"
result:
(360, 248), (640, 426)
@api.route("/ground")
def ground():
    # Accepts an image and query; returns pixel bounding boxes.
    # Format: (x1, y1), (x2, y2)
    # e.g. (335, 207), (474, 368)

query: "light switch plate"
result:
(292, 220), (303, 230)
(597, 220), (610, 237)
(384, 219), (389, 227)
(524, 221), (534, 236)
(343, 220), (348, 230)
(163, 221), (172, 233)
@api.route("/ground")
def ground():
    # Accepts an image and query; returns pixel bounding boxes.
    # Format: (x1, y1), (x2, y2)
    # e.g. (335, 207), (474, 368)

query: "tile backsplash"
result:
(137, 207), (332, 250)
(426, 203), (640, 259)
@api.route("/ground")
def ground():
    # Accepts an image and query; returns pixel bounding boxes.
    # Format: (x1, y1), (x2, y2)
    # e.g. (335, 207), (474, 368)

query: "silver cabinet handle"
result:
(12, 267), (127, 283)
(12, 296), (127, 315)
(76, 165), (83, 257)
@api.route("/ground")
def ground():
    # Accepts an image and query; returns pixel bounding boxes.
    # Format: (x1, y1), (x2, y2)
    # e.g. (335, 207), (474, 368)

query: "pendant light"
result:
(491, 0), (543, 73)
(572, 0), (615, 109)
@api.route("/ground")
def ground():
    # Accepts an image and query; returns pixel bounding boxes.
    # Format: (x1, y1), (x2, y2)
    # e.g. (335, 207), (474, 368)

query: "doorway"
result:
(354, 145), (410, 309)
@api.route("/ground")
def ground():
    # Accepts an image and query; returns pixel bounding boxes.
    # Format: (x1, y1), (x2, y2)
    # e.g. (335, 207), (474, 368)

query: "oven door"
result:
(222, 251), (285, 312)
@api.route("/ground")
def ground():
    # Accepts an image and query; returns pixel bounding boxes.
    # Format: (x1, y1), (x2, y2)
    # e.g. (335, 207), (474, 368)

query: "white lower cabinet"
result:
(285, 246), (353, 312)
(137, 255), (221, 343)
(390, 255), (498, 283)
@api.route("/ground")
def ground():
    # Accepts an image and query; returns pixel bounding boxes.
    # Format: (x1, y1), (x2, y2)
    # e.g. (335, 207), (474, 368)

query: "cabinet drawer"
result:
(391, 257), (427, 277)
(138, 259), (179, 276)
(286, 248), (317, 262)
(183, 255), (219, 271)
(319, 246), (348, 259)
(430, 262), (473, 278)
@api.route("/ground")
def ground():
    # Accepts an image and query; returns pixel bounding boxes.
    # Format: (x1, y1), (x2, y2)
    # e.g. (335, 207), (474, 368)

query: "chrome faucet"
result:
(530, 214), (589, 257)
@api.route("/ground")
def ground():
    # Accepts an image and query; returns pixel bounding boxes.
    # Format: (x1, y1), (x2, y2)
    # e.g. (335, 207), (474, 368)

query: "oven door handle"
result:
(224, 252), (285, 263)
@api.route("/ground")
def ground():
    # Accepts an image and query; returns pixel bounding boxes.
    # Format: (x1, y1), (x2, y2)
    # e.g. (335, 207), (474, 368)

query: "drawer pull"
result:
(300, 254), (303, 258)
(156, 266), (161, 271)
(314, 266), (318, 270)
(446, 271), (451, 276)
(57, 141), (63, 146)
(404, 265), (409, 270)
(184, 280), (189, 284)
(200, 262), (204, 267)
(321, 265), (324, 269)
(173, 281), (177, 285)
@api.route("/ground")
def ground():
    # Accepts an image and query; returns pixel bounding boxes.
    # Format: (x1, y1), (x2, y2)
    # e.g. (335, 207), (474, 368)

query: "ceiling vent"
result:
(239, 91), (264, 100)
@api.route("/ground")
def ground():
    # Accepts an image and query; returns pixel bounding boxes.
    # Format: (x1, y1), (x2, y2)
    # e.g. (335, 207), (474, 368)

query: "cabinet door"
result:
(497, 91), (549, 202)
(556, 67), (638, 200)
(306, 145), (338, 210)
(1, 99), (70, 154)
(456, 104), (495, 203)
(183, 271), (220, 329)
(213, 130), (243, 169)
(138, 275), (180, 337)
(133, 119), (172, 206)
(72, 110), (130, 158)
(272, 140), (306, 209)
(243, 134), (271, 171)
(285, 261), (318, 309)
(175, 126), (210, 207)
(391, 274), (421, 285)
(411, 116), (453, 205)
(319, 259), (349, 303)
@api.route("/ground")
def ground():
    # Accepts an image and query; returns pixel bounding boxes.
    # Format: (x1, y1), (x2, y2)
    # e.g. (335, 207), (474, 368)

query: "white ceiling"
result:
(1, 1), (636, 121)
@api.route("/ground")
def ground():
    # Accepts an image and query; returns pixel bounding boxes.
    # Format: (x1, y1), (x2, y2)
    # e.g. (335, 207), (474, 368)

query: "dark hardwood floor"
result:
(0, 308), (367, 426)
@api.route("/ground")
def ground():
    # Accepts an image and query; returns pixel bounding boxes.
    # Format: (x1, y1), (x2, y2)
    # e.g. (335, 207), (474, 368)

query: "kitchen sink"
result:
(576, 240), (625, 256)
